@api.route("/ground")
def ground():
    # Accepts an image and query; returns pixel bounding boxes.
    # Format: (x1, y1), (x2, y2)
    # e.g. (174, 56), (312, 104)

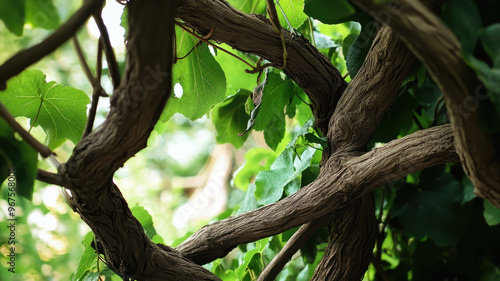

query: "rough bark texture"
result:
(58, 0), (219, 279)
(175, 0), (347, 134)
(176, 125), (458, 264)
(350, 0), (500, 208)
(8, 0), (486, 279)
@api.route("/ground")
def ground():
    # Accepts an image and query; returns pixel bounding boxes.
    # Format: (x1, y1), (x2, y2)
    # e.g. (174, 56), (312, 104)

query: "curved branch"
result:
(177, 125), (458, 264)
(326, 25), (414, 154)
(175, 0), (347, 134)
(349, 0), (500, 207)
(0, 0), (104, 90)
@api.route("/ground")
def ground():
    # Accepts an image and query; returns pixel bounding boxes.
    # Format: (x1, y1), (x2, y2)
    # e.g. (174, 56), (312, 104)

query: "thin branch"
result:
(0, 103), (52, 158)
(93, 11), (121, 89)
(36, 169), (63, 185)
(0, 0), (104, 90)
(83, 40), (107, 137)
(258, 219), (326, 281)
(175, 22), (256, 70)
(72, 36), (97, 87)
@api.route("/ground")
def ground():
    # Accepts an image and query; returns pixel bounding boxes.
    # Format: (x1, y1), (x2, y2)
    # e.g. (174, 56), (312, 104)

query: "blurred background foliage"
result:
(0, 0), (500, 280)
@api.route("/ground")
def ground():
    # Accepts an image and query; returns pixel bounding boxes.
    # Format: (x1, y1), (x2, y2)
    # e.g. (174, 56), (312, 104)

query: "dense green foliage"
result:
(1, 0), (500, 280)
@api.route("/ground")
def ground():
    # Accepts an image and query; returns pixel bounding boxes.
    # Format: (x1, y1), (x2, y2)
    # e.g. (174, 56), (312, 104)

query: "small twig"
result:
(257, 219), (326, 281)
(0, 0), (104, 90)
(36, 169), (63, 185)
(93, 10), (121, 89)
(72, 36), (98, 87)
(0, 103), (52, 158)
(83, 40), (108, 137)
(84, 84), (106, 137)
(175, 21), (256, 70)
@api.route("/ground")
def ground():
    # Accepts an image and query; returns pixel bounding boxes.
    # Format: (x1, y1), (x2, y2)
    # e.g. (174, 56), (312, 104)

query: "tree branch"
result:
(0, 0), (104, 90)
(175, 0), (347, 134)
(177, 125), (458, 264)
(349, 0), (500, 208)
(0, 102), (52, 158)
(258, 218), (326, 281)
(93, 10), (121, 89)
(36, 169), (62, 185)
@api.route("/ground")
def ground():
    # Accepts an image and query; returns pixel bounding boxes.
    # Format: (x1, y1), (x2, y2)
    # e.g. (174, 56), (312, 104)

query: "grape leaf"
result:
(26, 0), (60, 30)
(483, 200), (500, 226)
(253, 72), (294, 150)
(346, 21), (377, 79)
(161, 26), (226, 121)
(131, 204), (157, 239)
(0, 69), (90, 149)
(211, 89), (251, 148)
(0, 119), (37, 200)
(215, 44), (257, 96)
(233, 147), (277, 190)
(304, 0), (355, 24)
(254, 146), (316, 205)
(227, 0), (266, 14)
(275, 0), (308, 29)
(71, 232), (98, 281)
(392, 169), (468, 247)
(0, 0), (25, 36)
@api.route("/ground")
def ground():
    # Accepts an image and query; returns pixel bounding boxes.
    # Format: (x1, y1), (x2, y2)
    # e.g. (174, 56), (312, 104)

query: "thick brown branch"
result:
(0, 0), (104, 90)
(326, 25), (414, 154)
(350, 0), (500, 207)
(175, 0), (347, 134)
(177, 125), (458, 264)
(57, 0), (219, 280)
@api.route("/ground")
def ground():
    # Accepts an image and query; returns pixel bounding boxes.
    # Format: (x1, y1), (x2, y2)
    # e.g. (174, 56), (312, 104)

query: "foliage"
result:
(0, 0), (500, 280)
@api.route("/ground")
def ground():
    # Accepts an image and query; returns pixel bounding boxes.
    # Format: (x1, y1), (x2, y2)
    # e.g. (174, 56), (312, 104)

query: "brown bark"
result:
(175, 0), (347, 134)
(3, 0), (473, 279)
(350, 0), (500, 208)
(177, 125), (458, 264)
(57, 0), (219, 279)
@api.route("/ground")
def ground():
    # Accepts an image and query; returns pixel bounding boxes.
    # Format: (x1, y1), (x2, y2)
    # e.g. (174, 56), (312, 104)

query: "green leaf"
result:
(441, 0), (482, 55)
(392, 169), (468, 247)
(0, 0), (25, 36)
(120, 6), (128, 40)
(26, 0), (60, 30)
(346, 21), (377, 79)
(227, 0), (266, 14)
(235, 237), (270, 279)
(255, 146), (316, 205)
(0, 119), (38, 200)
(233, 147), (277, 190)
(211, 89), (251, 148)
(162, 27), (227, 121)
(253, 72), (294, 150)
(71, 232), (98, 281)
(82, 272), (100, 281)
(480, 24), (500, 67)
(131, 204), (157, 239)
(461, 176), (476, 204)
(275, 0), (308, 29)
(371, 92), (418, 143)
(0, 69), (90, 149)
(483, 200), (500, 226)
(304, 0), (355, 24)
(215, 44), (257, 96)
